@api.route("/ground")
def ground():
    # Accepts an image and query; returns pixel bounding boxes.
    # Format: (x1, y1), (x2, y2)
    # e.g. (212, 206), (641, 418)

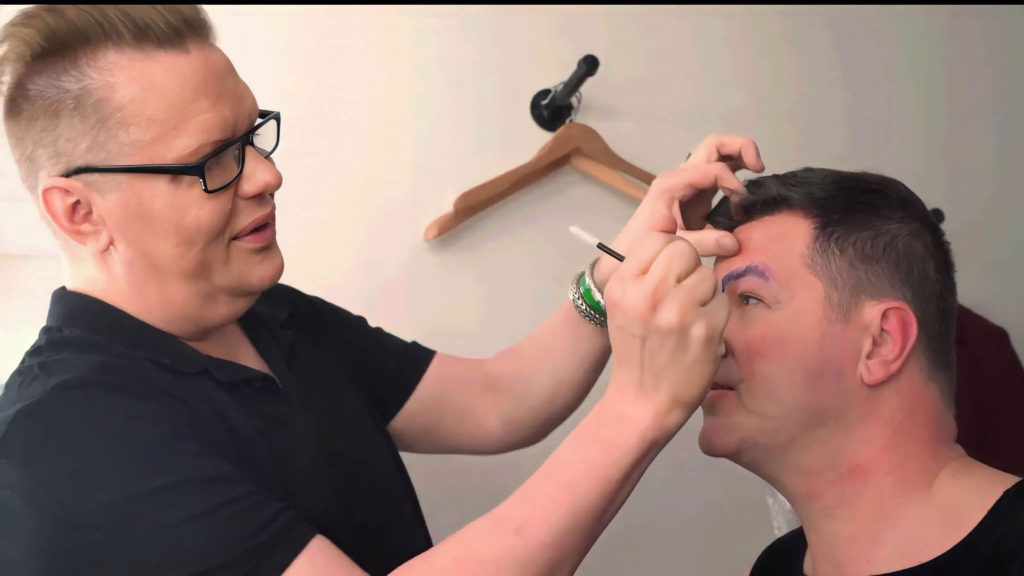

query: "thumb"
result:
(675, 228), (738, 258)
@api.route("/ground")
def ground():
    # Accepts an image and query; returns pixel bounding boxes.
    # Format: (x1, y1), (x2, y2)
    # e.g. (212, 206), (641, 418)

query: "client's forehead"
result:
(715, 212), (815, 279)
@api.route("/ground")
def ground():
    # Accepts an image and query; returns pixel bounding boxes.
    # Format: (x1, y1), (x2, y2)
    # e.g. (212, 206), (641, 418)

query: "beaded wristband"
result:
(570, 270), (607, 328)
(584, 257), (606, 311)
(580, 271), (606, 318)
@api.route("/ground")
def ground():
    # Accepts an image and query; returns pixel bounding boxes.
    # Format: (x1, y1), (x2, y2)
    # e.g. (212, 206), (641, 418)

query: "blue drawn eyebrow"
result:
(721, 263), (773, 293)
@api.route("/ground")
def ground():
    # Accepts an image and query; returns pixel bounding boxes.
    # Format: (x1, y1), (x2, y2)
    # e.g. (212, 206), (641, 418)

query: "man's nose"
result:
(236, 145), (283, 199)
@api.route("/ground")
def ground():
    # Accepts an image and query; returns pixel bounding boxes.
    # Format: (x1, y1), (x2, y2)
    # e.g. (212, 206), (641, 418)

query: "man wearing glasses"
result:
(0, 6), (762, 575)
(62, 109), (282, 195)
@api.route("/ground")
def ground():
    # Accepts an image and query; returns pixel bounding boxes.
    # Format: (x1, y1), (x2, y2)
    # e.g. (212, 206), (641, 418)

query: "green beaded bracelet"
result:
(570, 271), (607, 328)
(579, 271), (607, 318)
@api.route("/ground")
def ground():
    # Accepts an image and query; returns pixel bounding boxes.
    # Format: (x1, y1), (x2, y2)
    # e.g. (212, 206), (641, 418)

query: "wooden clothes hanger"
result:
(423, 122), (656, 241)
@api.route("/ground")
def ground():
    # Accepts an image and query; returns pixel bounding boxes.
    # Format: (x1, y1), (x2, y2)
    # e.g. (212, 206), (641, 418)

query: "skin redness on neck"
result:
(721, 263), (773, 293)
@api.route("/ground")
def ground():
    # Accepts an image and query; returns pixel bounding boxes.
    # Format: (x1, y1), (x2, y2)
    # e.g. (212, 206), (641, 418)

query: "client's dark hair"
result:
(707, 167), (957, 404)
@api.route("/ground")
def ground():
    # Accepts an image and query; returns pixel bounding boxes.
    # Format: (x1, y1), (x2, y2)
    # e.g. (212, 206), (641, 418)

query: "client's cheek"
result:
(736, 326), (792, 372)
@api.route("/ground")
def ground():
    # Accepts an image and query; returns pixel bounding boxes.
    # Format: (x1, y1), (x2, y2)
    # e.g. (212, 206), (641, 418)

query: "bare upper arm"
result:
(387, 352), (505, 454)
(282, 534), (369, 576)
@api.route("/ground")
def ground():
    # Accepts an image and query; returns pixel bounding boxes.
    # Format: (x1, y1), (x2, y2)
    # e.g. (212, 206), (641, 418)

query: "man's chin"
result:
(697, 435), (733, 458)
(260, 254), (285, 290)
(239, 248), (285, 293)
(696, 415), (740, 459)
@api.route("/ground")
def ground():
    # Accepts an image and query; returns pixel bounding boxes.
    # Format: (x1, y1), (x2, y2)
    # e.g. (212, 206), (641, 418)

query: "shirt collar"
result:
(45, 286), (292, 380)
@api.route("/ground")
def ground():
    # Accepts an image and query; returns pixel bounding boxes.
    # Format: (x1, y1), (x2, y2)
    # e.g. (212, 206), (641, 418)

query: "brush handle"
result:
(597, 242), (625, 262)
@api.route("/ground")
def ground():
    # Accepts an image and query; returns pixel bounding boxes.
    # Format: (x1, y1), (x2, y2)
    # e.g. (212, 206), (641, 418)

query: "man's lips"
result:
(234, 210), (274, 239)
(710, 382), (737, 391)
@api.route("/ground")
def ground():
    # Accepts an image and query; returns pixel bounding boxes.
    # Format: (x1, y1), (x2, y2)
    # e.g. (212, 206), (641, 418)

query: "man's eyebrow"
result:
(179, 110), (261, 162)
(180, 133), (237, 162)
(721, 263), (773, 293)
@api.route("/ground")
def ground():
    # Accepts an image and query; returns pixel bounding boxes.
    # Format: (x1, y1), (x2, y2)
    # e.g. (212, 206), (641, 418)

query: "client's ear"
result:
(857, 301), (919, 387)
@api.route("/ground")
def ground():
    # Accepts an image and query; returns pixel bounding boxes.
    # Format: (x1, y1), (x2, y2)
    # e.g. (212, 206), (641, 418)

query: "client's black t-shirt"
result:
(751, 479), (1024, 575)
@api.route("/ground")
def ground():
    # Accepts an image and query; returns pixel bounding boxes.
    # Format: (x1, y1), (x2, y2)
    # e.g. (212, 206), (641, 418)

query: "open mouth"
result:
(233, 211), (275, 241)
(243, 222), (271, 236)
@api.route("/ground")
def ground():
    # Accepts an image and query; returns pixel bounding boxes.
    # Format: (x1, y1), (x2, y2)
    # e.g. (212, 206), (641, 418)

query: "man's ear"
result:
(857, 301), (919, 387)
(38, 176), (112, 254)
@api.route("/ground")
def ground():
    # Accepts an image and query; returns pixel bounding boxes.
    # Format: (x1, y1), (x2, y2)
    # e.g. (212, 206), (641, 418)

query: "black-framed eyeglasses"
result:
(62, 109), (281, 194)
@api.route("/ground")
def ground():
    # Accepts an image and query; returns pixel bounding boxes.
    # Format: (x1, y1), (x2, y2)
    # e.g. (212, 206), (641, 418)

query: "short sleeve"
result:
(0, 382), (318, 576)
(287, 286), (437, 423)
(749, 528), (807, 576)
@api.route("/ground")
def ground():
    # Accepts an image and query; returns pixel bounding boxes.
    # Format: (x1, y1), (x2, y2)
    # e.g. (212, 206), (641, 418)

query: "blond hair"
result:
(0, 5), (214, 194)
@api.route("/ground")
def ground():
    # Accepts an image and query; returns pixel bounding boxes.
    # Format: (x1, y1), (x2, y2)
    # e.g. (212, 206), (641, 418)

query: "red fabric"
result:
(954, 304), (1024, 476)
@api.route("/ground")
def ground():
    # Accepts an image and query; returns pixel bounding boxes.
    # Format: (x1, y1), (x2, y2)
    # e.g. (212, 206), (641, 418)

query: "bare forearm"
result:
(487, 300), (612, 449)
(393, 394), (669, 576)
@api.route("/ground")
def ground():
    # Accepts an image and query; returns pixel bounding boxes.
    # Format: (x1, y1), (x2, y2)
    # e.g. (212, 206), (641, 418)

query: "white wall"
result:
(2, 5), (1023, 574)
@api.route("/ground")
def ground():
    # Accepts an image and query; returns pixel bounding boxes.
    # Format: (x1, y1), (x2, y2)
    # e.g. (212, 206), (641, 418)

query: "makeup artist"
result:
(0, 6), (765, 575)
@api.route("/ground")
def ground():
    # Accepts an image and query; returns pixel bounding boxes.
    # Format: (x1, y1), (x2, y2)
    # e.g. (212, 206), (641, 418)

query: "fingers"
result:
(651, 265), (728, 362)
(602, 227), (734, 425)
(644, 237), (701, 296)
(674, 227), (739, 258)
(650, 161), (748, 207)
(703, 288), (731, 356)
(661, 268), (730, 352)
(650, 162), (748, 233)
(670, 264), (718, 309)
(613, 233), (707, 315)
(723, 157), (748, 173)
(683, 134), (765, 174)
(618, 231), (681, 279)
(706, 288), (729, 334)
(648, 133), (765, 234)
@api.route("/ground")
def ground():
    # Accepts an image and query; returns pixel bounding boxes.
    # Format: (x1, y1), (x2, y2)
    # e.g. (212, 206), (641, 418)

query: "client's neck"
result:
(757, 381), (969, 576)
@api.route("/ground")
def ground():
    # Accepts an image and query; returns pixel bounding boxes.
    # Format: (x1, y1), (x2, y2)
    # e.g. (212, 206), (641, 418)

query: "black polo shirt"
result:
(0, 283), (437, 575)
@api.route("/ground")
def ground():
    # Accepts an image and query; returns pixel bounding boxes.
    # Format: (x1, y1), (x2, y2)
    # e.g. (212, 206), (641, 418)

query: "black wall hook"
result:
(530, 54), (600, 132)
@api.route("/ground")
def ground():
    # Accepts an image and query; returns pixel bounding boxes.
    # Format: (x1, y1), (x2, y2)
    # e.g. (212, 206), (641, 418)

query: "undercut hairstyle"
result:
(0, 5), (214, 194)
(707, 167), (958, 405)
